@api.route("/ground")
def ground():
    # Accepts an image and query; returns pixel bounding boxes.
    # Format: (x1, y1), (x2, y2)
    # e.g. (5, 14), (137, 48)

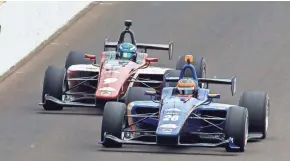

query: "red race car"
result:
(39, 20), (177, 111)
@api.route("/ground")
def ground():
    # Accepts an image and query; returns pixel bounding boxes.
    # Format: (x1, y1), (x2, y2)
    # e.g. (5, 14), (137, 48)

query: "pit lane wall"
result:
(0, 1), (92, 76)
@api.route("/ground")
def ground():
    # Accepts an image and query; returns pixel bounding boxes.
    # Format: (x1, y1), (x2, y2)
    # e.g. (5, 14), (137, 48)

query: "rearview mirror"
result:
(207, 94), (221, 99)
(144, 90), (157, 96)
(84, 54), (96, 60)
(145, 58), (158, 63)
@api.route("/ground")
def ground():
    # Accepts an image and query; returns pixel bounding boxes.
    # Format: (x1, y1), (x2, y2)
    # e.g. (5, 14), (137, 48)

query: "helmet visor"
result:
(177, 87), (194, 95)
(121, 52), (133, 60)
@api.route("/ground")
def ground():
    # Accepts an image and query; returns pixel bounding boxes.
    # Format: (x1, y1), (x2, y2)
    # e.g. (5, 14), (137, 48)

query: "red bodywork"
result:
(95, 52), (150, 100)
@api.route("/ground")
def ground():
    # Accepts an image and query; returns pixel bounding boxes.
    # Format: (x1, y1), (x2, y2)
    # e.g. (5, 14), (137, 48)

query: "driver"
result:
(175, 78), (198, 98)
(116, 43), (137, 62)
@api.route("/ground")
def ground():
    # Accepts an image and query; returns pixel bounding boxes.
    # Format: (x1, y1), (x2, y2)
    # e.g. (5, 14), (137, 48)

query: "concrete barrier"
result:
(0, 1), (93, 77)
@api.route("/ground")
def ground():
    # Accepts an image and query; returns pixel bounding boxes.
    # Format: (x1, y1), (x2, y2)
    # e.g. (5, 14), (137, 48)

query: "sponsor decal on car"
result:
(164, 112), (179, 115)
(100, 91), (112, 96)
(161, 128), (172, 133)
(99, 87), (116, 91)
(104, 70), (120, 74)
(103, 78), (118, 84)
(165, 108), (181, 112)
(159, 124), (178, 129)
(85, 66), (98, 70)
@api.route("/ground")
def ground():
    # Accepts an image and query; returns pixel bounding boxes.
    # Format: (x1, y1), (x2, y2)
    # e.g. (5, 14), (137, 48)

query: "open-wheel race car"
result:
(100, 55), (270, 152)
(39, 20), (206, 111)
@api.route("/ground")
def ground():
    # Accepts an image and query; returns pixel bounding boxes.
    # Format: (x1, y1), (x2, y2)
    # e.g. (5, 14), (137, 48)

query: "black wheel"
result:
(163, 70), (181, 87)
(225, 106), (249, 152)
(101, 102), (126, 148)
(239, 91), (270, 139)
(65, 51), (94, 69)
(42, 66), (65, 111)
(176, 55), (206, 88)
(125, 87), (154, 105)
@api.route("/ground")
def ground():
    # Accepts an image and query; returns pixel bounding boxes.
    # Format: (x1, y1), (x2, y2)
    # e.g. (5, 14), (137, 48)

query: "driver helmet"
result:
(117, 43), (137, 61)
(176, 78), (197, 97)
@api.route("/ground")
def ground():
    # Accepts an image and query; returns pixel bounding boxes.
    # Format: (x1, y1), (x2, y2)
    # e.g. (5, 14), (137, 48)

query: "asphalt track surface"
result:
(0, 1), (290, 161)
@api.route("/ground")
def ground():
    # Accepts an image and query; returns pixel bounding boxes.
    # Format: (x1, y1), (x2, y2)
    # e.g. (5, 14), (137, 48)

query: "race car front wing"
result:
(99, 133), (241, 149)
(99, 132), (265, 149)
(39, 94), (96, 108)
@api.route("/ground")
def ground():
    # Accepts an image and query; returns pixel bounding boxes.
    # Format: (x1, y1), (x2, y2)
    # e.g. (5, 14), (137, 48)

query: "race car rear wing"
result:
(165, 76), (237, 96)
(104, 39), (174, 60)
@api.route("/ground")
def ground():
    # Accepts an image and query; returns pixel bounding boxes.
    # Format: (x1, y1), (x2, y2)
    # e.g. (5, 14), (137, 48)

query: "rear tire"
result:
(65, 51), (94, 69)
(225, 106), (249, 152)
(125, 87), (154, 105)
(163, 70), (181, 87)
(42, 66), (65, 111)
(176, 55), (206, 88)
(239, 91), (270, 139)
(101, 102), (126, 148)
(64, 51), (98, 89)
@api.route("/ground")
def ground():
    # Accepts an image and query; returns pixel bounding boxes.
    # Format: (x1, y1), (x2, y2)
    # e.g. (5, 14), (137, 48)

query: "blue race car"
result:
(99, 55), (270, 152)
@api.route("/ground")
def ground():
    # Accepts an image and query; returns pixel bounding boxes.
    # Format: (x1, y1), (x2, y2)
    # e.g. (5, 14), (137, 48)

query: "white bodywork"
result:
(204, 103), (233, 109)
(67, 64), (171, 75)
(135, 66), (172, 75)
(67, 64), (100, 72)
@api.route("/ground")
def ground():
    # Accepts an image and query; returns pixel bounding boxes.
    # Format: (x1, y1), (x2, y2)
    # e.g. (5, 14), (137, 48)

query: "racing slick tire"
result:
(225, 106), (249, 152)
(65, 51), (94, 69)
(239, 91), (270, 139)
(64, 51), (97, 89)
(125, 87), (154, 105)
(42, 66), (65, 111)
(176, 55), (206, 88)
(163, 70), (181, 87)
(101, 102), (126, 148)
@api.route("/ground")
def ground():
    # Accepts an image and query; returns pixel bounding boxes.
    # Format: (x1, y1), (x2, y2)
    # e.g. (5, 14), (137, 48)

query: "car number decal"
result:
(163, 115), (179, 121)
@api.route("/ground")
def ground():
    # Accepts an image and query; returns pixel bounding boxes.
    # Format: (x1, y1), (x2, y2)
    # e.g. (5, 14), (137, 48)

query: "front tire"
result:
(225, 106), (249, 152)
(101, 102), (126, 148)
(42, 66), (65, 111)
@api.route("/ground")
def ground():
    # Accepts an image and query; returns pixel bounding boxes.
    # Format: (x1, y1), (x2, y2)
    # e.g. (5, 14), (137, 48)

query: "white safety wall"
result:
(0, 1), (92, 75)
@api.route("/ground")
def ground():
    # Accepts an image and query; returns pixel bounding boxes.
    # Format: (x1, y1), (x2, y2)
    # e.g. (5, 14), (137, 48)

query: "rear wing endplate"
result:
(165, 76), (237, 96)
(104, 39), (173, 60)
